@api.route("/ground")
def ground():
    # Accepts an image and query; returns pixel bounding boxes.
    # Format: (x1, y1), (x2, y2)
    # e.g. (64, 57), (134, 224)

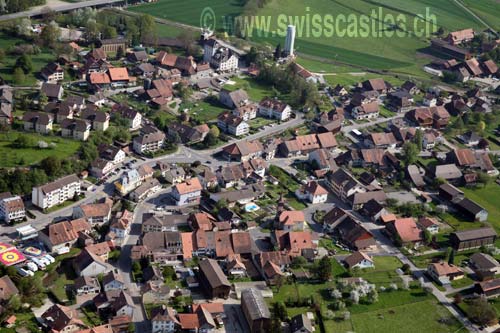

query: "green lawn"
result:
(224, 76), (273, 102)
(295, 57), (356, 73)
(461, 183), (500, 232)
(0, 32), (56, 86)
(352, 256), (403, 287)
(461, 0), (500, 31)
(450, 275), (475, 289)
(324, 72), (407, 88)
(183, 98), (228, 123)
(129, 0), (244, 27)
(347, 299), (462, 333)
(0, 131), (82, 168)
(248, 117), (275, 130)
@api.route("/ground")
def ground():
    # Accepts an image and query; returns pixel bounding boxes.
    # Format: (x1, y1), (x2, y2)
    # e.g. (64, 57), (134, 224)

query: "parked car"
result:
(26, 261), (38, 272)
(31, 257), (46, 270)
(44, 254), (55, 264)
(16, 266), (33, 277)
(39, 257), (51, 266)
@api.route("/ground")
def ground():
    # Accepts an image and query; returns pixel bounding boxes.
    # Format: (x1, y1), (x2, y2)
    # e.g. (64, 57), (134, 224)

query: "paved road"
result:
(0, 0), (125, 21)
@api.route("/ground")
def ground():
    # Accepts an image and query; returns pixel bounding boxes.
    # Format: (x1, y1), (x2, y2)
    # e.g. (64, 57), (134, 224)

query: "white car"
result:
(39, 257), (50, 266)
(31, 257), (46, 270)
(26, 261), (38, 272)
(16, 266), (34, 277)
(44, 254), (55, 264)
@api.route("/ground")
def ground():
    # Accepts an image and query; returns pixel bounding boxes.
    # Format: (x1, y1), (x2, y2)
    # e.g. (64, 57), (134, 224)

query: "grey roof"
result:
(290, 313), (314, 333)
(142, 213), (189, 228)
(457, 198), (486, 215)
(41, 83), (63, 98)
(241, 288), (271, 321)
(39, 174), (80, 194)
(470, 253), (499, 270)
(452, 227), (497, 241)
(434, 164), (463, 180)
(327, 168), (361, 192)
(439, 183), (464, 197)
(199, 258), (230, 289)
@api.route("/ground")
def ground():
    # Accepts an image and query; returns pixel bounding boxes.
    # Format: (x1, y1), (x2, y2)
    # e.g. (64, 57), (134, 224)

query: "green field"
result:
(344, 300), (462, 333)
(129, 0), (487, 76)
(0, 132), (81, 167)
(224, 76), (272, 101)
(461, 183), (500, 232)
(460, 0), (500, 31)
(0, 32), (56, 86)
(129, 0), (244, 27)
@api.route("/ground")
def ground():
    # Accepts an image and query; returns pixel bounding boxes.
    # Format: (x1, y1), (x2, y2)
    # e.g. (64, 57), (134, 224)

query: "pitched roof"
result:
(429, 262), (463, 276)
(389, 217), (421, 242)
(0, 276), (19, 301)
(300, 181), (328, 196)
(89, 72), (111, 84)
(344, 250), (373, 268)
(241, 288), (270, 320)
(108, 68), (130, 81)
(452, 227), (497, 241)
(471, 252), (499, 271)
(42, 304), (86, 332)
(42, 218), (90, 246)
(279, 210), (306, 225)
(174, 178), (202, 195)
(199, 258), (230, 289)
(41, 83), (63, 98)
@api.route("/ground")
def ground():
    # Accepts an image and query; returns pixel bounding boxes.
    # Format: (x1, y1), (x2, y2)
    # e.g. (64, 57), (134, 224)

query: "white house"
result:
(74, 249), (112, 277)
(258, 97), (292, 121)
(203, 39), (239, 72)
(133, 131), (166, 154)
(217, 112), (249, 136)
(74, 276), (101, 296)
(151, 306), (180, 333)
(0, 192), (25, 224)
(417, 217), (440, 234)
(99, 145), (126, 165)
(109, 210), (133, 240)
(90, 158), (115, 179)
(73, 200), (112, 226)
(295, 181), (328, 204)
(171, 178), (202, 206)
(32, 174), (81, 210)
(103, 270), (126, 292)
(343, 251), (374, 269)
(351, 102), (379, 120)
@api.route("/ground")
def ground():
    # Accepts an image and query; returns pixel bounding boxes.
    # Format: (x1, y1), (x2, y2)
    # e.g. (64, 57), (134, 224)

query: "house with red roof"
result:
(276, 210), (305, 231)
(385, 217), (422, 246)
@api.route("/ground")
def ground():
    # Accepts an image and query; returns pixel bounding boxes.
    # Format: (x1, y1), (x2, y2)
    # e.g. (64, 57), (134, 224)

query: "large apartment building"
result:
(32, 175), (81, 209)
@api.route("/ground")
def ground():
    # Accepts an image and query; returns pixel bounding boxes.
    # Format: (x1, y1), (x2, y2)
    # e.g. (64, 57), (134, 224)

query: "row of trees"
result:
(56, 8), (157, 46)
(0, 0), (45, 14)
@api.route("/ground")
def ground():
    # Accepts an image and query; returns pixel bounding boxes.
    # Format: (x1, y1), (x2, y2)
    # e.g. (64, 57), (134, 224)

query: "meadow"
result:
(129, 0), (487, 77)
(0, 32), (56, 86)
(0, 131), (81, 168)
